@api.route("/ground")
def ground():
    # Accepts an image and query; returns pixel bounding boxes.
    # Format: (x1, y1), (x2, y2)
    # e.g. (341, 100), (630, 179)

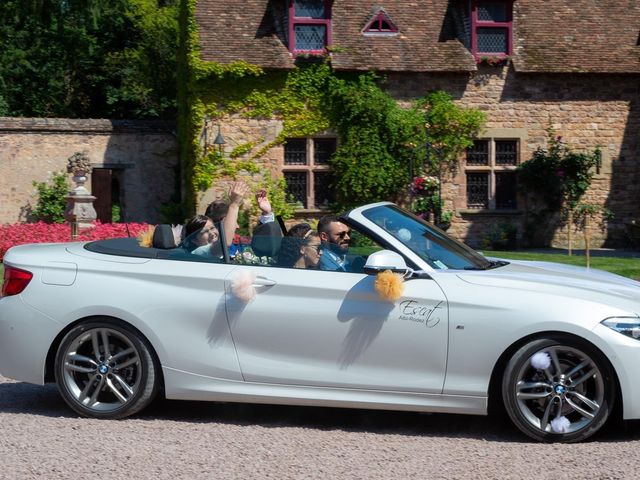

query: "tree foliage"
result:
(0, 0), (178, 118)
(325, 73), (425, 208)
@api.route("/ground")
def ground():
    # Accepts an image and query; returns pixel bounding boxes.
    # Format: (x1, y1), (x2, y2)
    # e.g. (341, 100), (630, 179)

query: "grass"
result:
(484, 250), (640, 280)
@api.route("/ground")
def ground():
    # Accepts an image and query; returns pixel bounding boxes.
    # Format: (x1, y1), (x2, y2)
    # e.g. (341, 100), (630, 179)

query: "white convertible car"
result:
(1, 202), (639, 442)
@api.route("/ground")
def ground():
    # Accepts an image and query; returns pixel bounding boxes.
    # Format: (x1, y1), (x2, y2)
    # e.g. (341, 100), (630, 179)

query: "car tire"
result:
(54, 320), (160, 419)
(502, 336), (615, 443)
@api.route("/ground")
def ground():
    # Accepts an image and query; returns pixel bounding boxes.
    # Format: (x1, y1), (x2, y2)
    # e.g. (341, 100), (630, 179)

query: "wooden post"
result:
(567, 208), (573, 256)
(584, 214), (591, 269)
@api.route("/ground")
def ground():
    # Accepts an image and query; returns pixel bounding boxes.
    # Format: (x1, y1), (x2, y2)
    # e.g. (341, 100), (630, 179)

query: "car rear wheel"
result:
(502, 337), (615, 442)
(54, 320), (160, 419)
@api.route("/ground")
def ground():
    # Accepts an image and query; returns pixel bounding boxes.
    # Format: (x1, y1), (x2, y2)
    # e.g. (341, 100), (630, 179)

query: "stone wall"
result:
(199, 68), (639, 249)
(0, 118), (178, 224)
(385, 68), (640, 248)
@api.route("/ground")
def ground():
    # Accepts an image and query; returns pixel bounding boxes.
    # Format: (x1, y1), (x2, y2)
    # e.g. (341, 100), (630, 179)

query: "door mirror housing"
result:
(363, 250), (409, 276)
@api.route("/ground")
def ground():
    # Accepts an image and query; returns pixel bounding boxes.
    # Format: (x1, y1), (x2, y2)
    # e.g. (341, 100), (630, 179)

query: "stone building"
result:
(194, 0), (640, 248)
(0, 118), (177, 225)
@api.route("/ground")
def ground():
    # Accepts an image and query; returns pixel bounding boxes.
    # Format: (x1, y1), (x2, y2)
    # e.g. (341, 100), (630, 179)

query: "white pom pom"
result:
(551, 416), (571, 434)
(231, 270), (257, 302)
(531, 351), (551, 370)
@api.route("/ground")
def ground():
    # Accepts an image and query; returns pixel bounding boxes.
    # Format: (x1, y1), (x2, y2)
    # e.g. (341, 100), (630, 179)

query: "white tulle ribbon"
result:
(231, 270), (257, 302)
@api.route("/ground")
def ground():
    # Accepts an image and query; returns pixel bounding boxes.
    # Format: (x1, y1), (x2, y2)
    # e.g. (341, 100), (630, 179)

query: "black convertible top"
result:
(84, 238), (212, 263)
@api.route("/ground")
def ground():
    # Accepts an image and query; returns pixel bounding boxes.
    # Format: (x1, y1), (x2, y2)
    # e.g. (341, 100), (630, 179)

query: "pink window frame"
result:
(288, 0), (333, 54)
(471, 0), (513, 59)
(362, 12), (398, 33)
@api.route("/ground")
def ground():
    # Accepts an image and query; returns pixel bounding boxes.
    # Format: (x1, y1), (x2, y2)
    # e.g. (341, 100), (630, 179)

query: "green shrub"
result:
(31, 172), (68, 223)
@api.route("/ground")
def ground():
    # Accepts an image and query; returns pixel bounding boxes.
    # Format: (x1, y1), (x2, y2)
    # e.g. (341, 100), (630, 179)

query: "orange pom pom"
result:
(375, 269), (404, 302)
(137, 225), (156, 248)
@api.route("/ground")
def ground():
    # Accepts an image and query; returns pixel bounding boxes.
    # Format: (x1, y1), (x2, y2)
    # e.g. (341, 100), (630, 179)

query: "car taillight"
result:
(1, 266), (33, 297)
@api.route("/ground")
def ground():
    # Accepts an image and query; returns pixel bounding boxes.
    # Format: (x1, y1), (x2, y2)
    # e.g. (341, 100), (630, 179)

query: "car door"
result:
(224, 265), (448, 393)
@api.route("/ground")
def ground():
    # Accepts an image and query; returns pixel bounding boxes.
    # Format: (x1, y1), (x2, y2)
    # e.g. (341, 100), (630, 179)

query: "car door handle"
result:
(253, 276), (276, 287)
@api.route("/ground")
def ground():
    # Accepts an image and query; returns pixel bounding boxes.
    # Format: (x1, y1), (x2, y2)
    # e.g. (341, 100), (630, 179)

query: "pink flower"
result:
(0, 221), (149, 261)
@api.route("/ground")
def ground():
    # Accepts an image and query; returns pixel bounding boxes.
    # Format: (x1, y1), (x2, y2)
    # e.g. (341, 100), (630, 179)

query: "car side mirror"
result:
(363, 250), (410, 276)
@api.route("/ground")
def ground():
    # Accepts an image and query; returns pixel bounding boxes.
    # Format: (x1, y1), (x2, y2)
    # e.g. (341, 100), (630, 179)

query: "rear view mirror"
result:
(363, 250), (409, 276)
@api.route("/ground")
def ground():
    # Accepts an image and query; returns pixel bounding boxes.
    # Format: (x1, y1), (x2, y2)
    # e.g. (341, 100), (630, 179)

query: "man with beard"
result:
(317, 214), (351, 271)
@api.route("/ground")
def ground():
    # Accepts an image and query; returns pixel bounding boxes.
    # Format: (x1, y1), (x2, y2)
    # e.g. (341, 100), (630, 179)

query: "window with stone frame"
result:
(283, 137), (336, 210)
(288, 0), (332, 53)
(470, 0), (514, 59)
(465, 138), (518, 210)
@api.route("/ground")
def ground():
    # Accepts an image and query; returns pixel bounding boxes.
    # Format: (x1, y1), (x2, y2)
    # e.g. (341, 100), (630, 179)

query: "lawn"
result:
(483, 250), (640, 280)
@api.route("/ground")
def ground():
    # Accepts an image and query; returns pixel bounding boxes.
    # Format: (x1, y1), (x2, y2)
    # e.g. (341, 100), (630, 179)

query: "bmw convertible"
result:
(1, 202), (639, 443)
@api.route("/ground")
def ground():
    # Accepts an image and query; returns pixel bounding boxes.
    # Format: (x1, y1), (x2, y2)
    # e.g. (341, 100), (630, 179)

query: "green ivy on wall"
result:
(178, 0), (485, 217)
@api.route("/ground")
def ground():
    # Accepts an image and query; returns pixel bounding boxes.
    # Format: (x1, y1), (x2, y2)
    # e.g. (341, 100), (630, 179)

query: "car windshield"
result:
(361, 205), (494, 270)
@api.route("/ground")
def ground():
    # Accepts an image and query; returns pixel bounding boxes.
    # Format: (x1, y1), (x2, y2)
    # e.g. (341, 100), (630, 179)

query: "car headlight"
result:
(602, 317), (640, 340)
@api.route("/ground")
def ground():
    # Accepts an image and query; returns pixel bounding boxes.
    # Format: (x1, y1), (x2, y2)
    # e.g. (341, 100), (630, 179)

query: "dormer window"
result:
(288, 0), (332, 54)
(362, 10), (398, 34)
(471, 1), (513, 59)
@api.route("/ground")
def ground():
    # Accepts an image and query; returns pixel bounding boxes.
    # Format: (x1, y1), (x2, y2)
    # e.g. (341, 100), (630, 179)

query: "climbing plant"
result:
(517, 129), (602, 252)
(179, 1), (485, 215)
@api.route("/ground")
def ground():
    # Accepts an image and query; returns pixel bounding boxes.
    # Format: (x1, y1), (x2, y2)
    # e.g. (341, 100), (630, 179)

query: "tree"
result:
(0, 0), (178, 118)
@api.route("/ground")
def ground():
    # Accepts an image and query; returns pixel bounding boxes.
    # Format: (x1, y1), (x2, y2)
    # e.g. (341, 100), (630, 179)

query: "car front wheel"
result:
(502, 337), (615, 442)
(54, 320), (160, 419)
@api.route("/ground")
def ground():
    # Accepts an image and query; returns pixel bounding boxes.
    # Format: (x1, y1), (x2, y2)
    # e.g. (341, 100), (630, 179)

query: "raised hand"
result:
(255, 189), (272, 215)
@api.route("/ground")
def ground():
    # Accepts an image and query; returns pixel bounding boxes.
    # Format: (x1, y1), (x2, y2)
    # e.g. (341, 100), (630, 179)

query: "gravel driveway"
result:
(1, 374), (639, 479)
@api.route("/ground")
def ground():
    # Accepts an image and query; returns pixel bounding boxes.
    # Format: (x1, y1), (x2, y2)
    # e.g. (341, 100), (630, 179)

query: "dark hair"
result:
(183, 214), (209, 238)
(287, 222), (312, 238)
(276, 223), (319, 267)
(205, 200), (229, 222)
(317, 214), (341, 234)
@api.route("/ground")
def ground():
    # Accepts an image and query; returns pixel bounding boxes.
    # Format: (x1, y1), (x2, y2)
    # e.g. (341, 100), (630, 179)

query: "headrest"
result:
(251, 221), (283, 257)
(152, 224), (177, 249)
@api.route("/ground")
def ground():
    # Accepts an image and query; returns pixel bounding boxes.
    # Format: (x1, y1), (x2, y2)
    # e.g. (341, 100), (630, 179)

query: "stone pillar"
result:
(64, 152), (97, 238)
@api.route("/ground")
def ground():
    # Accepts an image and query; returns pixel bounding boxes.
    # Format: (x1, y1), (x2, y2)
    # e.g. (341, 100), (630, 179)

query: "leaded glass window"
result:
(471, 0), (512, 58)
(314, 138), (336, 165)
(467, 173), (489, 209)
(284, 139), (307, 165)
(294, 0), (324, 18)
(495, 172), (517, 209)
(284, 172), (307, 208)
(477, 2), (507, 22)
(495, 140), (517, 165)
(465, 137), (519, 210)
(467, 140), (489, 165)
(314, 171), (333, 207)
(289, 0), (331, 53)
(477, 27), (507, 53)
(283, 137), (336, 210)
(294, 25), (326, 51)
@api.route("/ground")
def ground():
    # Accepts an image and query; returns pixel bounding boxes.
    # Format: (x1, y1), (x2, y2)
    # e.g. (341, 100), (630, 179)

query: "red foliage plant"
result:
(0, 222), (149, 262)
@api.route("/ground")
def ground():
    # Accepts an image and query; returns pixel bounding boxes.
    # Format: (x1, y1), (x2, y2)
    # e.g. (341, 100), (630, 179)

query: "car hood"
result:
(457, 259), (640, 314)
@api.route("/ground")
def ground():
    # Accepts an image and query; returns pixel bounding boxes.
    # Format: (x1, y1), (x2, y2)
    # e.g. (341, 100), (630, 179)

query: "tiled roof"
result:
(513, 0), (640, 73)
(195, 0), (640, 73)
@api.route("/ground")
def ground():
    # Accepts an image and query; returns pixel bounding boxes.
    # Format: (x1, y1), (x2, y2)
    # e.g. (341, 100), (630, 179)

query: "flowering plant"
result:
(476, 55), (510, 67)
(232, 247), (274, 266)
(410, 175), (439, 195)
(0, 221), (149, 261)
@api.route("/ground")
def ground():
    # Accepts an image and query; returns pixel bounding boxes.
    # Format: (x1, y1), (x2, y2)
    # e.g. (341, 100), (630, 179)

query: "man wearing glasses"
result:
(317, 215), (351, 271)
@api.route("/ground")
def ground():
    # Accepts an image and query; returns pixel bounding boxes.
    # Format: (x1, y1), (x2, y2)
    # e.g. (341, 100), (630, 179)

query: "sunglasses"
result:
(306, 243), (322, 253)
(336, 230), (351, 239)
